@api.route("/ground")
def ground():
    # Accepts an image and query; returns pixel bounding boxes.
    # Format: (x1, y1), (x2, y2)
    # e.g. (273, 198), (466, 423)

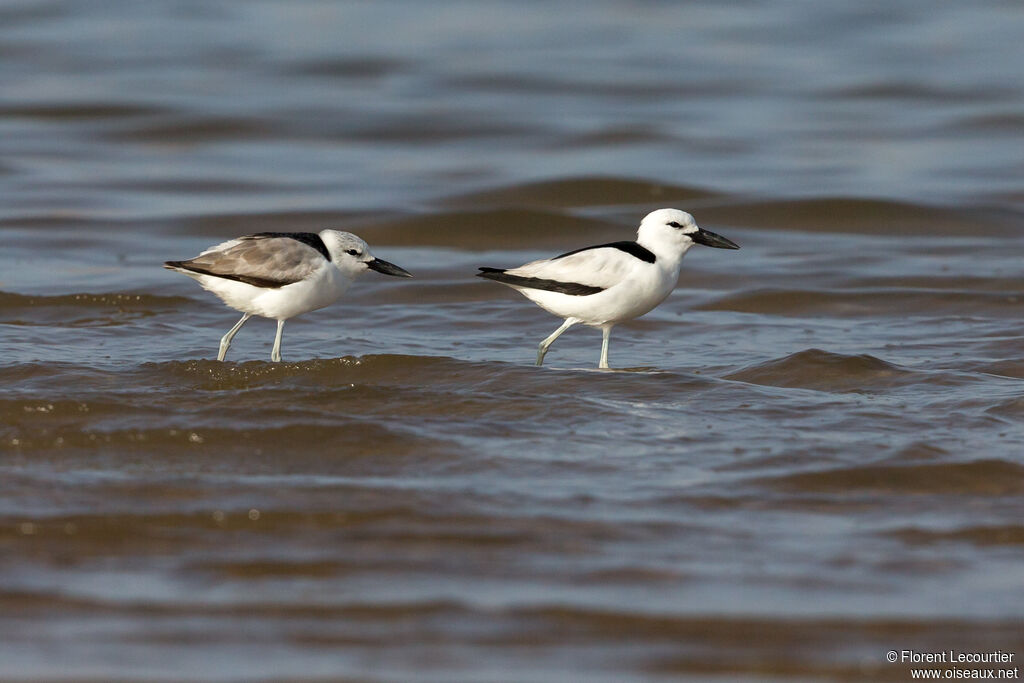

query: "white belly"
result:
(520, 265), (678, 326)
(191, 264), (351, 320)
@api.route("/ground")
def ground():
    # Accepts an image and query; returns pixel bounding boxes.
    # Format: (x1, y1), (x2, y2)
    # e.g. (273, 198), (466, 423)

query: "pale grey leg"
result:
(598, 324), (614, 369)
(218, 313), (252, 361)
(536, 318), (578, 366)
(271, 319), (285, 363)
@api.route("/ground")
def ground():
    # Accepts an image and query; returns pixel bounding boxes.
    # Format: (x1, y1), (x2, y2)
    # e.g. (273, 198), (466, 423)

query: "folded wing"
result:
(478, 245), (642, 296)
(165, 234), (328, 289)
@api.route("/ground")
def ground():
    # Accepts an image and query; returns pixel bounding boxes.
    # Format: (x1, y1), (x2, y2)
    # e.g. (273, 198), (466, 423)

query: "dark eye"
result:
(345, 249), (360, 256)
(667, 221), (683, 229)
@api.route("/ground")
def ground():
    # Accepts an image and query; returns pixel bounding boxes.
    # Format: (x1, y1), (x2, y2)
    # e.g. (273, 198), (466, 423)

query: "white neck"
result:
(636, 233), (693, 273)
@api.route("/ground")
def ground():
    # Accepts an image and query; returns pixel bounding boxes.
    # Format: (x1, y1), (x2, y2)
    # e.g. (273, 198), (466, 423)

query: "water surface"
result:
(2, 1), (1024, 681)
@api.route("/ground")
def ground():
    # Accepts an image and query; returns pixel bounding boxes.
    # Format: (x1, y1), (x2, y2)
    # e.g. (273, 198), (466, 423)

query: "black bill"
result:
(367, 258), (413, 278)
(690, 227), (740, 250)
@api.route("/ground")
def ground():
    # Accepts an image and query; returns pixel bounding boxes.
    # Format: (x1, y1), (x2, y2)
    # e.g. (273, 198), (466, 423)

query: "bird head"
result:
(320, 230), (412, 279)
(637, 208), (740, 256)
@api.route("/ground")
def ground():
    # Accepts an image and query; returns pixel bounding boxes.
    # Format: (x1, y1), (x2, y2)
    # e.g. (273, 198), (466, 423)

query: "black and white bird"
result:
(165, 231), (411, 362)
(476, 208), (739, 369)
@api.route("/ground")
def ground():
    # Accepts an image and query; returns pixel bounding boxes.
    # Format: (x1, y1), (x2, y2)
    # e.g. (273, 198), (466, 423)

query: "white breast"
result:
(191, 261), (351, 320)
(521, 259), (680, 325)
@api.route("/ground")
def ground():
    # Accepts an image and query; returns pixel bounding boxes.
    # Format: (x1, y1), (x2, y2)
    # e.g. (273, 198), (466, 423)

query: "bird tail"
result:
(476, 267), (507, 279)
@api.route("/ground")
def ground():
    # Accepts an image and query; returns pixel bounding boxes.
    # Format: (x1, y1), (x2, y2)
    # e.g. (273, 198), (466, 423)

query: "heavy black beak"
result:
(367, 258), (412, 277)
(690, 227), (740, 250)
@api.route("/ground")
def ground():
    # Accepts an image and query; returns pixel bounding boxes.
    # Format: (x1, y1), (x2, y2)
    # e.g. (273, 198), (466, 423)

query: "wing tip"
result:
(476, 267), (506, 279)
(476, 268), (603, 296)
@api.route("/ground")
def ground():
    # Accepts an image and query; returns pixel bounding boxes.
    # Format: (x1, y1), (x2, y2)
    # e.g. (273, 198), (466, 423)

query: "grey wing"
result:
(174, 235), (327, 288)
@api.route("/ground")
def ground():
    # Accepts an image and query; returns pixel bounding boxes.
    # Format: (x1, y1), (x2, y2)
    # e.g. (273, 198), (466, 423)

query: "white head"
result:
(319, 230), (412, 279)
(636, 208), (739, 259)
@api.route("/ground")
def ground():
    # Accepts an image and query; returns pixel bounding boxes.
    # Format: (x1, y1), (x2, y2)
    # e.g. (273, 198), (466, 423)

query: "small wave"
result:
(841, 275), (1024, 293)
(951, 111), (1024, 132)
(0, 291), (190, 327)
(144, 353), (496, 387)
(440, 176), (716, 209)
(106, 114), (278, 143)
(443, 72), (753, 99)
(341, 115), (537, 144)
(553, 126), (675, 150)
(2, 355), (710, 418)
(725, 348), (917, 393)
(3, 421), (455, 470)
(354, 207), (622, 250)
(697, 288), (1024, 317)
(144, 354), (708, 394)
(92, 177), (281, 195)
(140, 354), (585, 409)
(885, 524), (1024, 547)
(284, 56), (409, 80)
(0, 215), (162, 232)
(0, 291), (192, 331)
(0, 101), (166, 120)
(973, 360), (1024, 381)
(758, 459), (1024, 496)
(0, 291), (189, 309)
(695, 197), (1019, 237)
(828, 81), (1004, 103)
(883, 441), (951, 462)
(984, 396), (1024, 419)
(177, 208), (373, 238)
(361, 280), (516, 304)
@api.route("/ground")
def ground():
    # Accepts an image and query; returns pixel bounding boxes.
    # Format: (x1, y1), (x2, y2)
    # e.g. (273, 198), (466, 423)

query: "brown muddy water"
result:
(3, 2), (1024, 682)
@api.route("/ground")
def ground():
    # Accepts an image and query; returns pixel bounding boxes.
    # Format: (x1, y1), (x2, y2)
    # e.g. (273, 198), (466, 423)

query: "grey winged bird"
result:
(165, 230), (411, 362)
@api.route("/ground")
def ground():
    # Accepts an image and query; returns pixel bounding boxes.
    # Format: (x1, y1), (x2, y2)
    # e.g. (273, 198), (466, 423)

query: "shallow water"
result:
(3, 1), (1024, 681)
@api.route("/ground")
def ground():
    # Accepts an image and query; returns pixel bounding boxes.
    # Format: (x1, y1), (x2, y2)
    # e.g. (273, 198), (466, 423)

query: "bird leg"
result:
(599, 325), (614, 369)
(271, 319), (285, 363)
(537, 318), (578, 366)
(218, 313), (252, 361)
